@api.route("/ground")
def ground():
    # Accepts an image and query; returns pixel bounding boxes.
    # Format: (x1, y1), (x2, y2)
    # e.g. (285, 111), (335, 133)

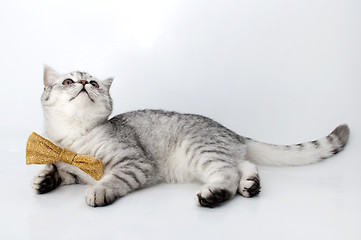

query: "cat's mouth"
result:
(70, 88), (94, 102)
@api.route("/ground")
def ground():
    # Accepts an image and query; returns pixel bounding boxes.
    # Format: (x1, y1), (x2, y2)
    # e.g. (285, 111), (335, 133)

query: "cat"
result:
(32, 66), (350, 208)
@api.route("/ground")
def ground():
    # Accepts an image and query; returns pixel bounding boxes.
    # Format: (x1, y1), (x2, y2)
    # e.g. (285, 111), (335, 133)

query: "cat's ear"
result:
(43, 65), (60, 87)
(103, 77), (114, 90)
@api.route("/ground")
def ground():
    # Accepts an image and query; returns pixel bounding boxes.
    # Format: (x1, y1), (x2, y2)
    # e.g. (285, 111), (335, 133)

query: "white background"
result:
(0, 0), (360, 239)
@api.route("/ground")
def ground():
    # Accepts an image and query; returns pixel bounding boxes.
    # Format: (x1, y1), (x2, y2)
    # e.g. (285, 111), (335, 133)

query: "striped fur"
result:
(32, 66), (350, 208)
(246, 124), (350, 166)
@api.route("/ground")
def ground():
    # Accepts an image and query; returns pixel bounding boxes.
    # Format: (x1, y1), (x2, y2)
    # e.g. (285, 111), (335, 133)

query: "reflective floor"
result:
(2, 141), (360, 240)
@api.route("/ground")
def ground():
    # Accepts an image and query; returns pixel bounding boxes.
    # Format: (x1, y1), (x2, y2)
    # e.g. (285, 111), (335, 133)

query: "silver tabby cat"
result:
(32, 66), (350, 208)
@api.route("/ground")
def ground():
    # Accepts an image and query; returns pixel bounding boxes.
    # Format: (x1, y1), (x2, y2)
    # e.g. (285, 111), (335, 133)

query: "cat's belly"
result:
(163, 142), (198, 183)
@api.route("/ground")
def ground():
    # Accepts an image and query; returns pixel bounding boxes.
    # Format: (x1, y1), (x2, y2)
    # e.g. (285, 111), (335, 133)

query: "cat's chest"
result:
(51, 126), (108, 157)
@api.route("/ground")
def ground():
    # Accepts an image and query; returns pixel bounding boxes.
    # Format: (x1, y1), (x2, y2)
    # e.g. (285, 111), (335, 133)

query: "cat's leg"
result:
(32, 163), (89, 194)
(85, 154), (156, 207)
(194, 158), (240, 208)
(238, 160), (261, 197)
(32, 164), (61, 194)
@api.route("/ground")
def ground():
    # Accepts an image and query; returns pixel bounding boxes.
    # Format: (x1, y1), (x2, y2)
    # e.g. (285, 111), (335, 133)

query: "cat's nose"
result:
(79, 80), (88, 86)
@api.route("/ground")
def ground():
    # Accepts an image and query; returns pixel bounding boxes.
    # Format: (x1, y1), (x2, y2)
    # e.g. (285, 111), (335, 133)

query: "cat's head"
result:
(41, 66), (113, 134)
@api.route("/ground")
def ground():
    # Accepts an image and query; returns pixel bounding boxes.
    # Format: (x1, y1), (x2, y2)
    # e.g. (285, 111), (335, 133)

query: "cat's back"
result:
(110, 109), (241, 145)
(110, 109), (188, 140)
(111, 109), (225, 133)
(110, 109), (181, 130)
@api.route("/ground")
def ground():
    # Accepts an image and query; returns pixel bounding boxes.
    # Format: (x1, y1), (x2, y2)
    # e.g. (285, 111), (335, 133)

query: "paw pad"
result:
(239, 176), (261, 198)
(196, 188), (233, 208)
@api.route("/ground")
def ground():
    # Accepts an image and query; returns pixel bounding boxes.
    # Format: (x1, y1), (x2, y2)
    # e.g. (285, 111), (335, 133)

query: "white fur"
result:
(238, 161), (259, 197)
(42, 67), (112, 147)
(165, 141), (197, 183)
(246, 137), (333, 166)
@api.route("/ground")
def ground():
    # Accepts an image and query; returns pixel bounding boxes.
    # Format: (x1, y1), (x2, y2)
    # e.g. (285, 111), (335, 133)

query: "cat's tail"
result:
(245, 124), (350, 166)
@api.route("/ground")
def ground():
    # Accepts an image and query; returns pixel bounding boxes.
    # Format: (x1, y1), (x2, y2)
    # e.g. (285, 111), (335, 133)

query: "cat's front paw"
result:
(86, 186), (118, 207)
(32, 164), (62, 194)
(239, 176), (261, 198)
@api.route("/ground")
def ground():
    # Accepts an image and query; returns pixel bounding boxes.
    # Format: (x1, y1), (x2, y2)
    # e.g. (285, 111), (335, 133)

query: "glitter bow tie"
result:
(26, 132), (104, 180)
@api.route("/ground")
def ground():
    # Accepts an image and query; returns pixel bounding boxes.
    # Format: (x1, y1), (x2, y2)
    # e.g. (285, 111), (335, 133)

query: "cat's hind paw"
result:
(239, 176), (261, 198)
(195, 187), (234, 208)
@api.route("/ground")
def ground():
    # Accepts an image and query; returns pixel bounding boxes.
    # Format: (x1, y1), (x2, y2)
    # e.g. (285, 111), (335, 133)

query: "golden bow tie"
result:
(26, 132), (104, 181)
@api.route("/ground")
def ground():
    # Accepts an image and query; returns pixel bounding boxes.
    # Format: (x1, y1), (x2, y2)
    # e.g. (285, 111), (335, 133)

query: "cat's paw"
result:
(32, 164), (62, 194)
(86, 186), (118, 207)
(239, 176), (261, 198)
(195, 187), (234, 208)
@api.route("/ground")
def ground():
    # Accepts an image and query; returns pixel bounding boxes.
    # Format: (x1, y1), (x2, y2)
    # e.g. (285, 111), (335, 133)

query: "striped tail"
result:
(245, 124), (350, 166)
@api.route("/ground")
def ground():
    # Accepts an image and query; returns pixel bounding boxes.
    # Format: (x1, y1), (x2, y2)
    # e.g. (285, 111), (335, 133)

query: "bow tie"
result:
(26, 132), (104, 181)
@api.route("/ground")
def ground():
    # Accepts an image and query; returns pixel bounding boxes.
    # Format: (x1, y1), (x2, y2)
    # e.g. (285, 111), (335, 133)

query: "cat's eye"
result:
(62, 79), (74, 85)
(90, 81), (99, 88)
